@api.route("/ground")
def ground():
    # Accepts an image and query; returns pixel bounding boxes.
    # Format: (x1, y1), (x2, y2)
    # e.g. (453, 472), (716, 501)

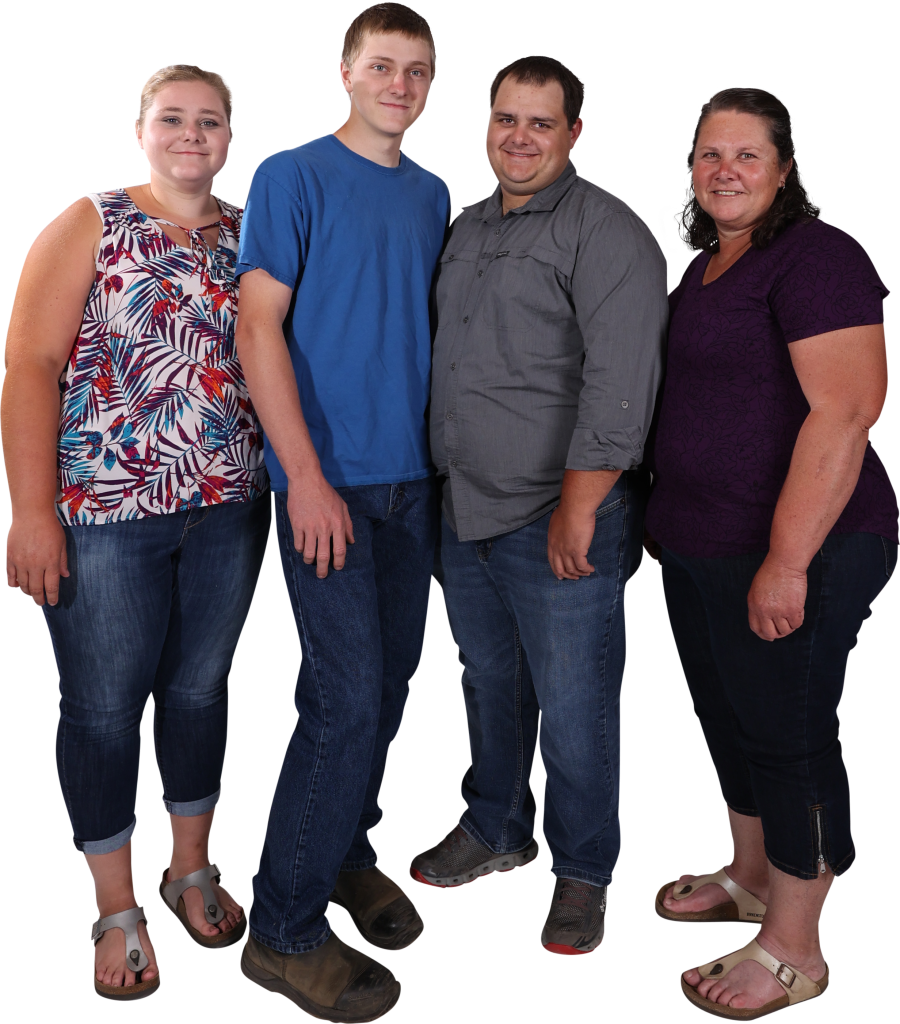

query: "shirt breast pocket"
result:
(435, 248), (482, 330)
(481, 245), (574, 332)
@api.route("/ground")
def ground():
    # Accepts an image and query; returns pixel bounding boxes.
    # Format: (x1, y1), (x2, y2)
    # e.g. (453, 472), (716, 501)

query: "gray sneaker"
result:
(541, 876), (606, 955)
(410, 825), (539, 888)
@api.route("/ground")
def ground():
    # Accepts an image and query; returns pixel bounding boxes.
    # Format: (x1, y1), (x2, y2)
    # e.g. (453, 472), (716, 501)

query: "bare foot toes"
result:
(663, 871), (736, 914)
(177, 872), (243, 936)
(95, 920), (158, 987)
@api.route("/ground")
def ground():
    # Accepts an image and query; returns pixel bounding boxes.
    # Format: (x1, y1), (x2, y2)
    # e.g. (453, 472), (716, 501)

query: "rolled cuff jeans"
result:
(43, 495), (270, 854)
(661, 532), (897, 880)
(250, 478), (437, 953)
(439, 470), (647, 887)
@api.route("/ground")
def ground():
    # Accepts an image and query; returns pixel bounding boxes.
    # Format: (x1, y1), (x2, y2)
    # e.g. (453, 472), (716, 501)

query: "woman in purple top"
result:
(646, 89), (897, 1019)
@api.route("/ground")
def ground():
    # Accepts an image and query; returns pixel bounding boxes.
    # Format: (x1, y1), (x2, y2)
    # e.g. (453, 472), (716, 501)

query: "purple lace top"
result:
(646, 219), (898, 558)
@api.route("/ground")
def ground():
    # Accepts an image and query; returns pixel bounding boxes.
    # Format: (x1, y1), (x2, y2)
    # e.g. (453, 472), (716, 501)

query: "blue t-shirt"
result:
(236, 134), (450, 490)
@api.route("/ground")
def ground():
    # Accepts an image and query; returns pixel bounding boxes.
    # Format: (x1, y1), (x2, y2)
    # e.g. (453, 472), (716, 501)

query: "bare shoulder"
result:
(30, 196), (102, 258)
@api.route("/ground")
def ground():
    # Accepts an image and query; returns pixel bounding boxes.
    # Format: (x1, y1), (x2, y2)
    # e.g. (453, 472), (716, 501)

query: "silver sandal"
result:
(91, 906), (159, 999)
(160, 864), (246, 948)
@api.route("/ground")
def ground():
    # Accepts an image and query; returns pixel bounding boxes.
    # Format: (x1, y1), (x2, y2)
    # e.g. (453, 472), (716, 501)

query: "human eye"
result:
(161, 116), (181, 125)
(738, 152), (756, 160)
(533, 121), (549, 129)
(200, 119), (220, 128)
(409, 69), (422, 76)
(372, 63), (388, 71)
(701, 150), (719, 159)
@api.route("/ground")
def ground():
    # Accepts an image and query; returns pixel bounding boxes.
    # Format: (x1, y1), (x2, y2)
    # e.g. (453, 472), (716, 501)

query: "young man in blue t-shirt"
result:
(234, 6), (448, 1019)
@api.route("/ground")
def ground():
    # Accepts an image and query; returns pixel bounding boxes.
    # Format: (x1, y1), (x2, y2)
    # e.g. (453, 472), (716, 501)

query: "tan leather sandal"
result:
(656, 869), (767, 922)
(681, 938), (828, 1019)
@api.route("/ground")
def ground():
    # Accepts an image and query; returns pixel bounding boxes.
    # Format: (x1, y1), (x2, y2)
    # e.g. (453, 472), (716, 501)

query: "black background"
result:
(5, 9), (892, 1024)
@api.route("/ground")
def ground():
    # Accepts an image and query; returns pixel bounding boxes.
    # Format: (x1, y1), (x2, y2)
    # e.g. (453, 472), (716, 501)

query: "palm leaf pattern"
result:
(56, 190), (267, 524)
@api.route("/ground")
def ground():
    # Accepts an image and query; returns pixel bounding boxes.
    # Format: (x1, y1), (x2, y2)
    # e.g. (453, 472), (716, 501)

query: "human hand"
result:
(643, 529), (662, 562)
(747, 556), (807, 641)
(286, 474), (355, 578)
(6, 514), (69, 606)
(547, 502), (596, 581)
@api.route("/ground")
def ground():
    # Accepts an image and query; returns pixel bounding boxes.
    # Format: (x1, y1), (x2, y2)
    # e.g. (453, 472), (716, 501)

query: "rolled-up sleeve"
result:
(565, 211), (668, 471)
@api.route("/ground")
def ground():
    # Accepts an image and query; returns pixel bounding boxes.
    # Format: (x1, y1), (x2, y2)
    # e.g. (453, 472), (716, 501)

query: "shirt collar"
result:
(469, 162), (578, 223)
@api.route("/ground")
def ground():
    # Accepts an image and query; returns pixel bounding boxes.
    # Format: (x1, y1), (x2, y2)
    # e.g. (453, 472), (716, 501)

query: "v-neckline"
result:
(123, 188), (223, 256)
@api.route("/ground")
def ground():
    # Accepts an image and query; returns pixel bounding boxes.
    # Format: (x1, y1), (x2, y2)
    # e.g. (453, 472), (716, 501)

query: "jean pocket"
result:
(595, 495), (626, 519)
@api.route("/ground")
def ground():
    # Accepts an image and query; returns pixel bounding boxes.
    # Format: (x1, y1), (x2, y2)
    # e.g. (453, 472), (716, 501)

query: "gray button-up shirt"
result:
(431, 162), (668, 542)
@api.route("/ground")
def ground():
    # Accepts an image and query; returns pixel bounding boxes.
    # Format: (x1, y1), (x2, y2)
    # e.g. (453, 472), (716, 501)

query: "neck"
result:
(145, 171), (218, 225)
(715, 223), (756, 261)
(334, 110), (403, 168)
(500, 187), (533, 216)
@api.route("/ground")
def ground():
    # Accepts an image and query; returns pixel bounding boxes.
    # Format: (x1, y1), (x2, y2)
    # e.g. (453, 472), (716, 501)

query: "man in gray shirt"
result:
(410, 57), (667, 954)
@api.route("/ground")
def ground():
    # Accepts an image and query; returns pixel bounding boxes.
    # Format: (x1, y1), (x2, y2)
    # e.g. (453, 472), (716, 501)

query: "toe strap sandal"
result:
(160, 864), (246, 948)
(682, 938), (828, 1019)
(92, 906), (159, 1000)
(656, 868), (767, 923)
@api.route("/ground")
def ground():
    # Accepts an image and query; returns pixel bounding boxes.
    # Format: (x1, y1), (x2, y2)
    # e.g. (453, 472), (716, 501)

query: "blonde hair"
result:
(342, 4), (435, 77)
(137, 65), (232, 129)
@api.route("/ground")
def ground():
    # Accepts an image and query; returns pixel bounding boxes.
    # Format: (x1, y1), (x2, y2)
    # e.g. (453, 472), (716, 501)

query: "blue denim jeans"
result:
(661, 532), (897, 880)
(438, 471), (647, 886)
(43, 495), (270, 853)
(250, 478), (437, 953)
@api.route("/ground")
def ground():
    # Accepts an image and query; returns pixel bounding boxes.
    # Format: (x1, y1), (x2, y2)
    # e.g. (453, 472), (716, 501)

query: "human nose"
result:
(388, 70), (408, 95)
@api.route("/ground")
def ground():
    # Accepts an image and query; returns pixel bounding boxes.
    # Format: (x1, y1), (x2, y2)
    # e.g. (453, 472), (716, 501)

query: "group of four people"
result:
(2, 4), (896, 1021)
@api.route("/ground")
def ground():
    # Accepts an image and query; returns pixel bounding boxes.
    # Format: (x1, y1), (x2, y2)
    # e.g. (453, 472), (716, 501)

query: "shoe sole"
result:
(410, 839), (539, 888)
(543, 942), (591, 956)
(95, 975), (160, 1000)
(241, 945), (400, 1023)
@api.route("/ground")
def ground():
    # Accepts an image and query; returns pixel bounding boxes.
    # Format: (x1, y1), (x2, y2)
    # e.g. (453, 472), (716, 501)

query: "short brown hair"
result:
(137, 65), (232, 129)
(490, 56), (584, 129)
(342, 4), (436, 77)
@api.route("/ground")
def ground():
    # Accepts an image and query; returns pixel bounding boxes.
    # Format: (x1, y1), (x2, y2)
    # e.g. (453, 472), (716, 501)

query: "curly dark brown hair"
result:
(682, 88), (820, 252)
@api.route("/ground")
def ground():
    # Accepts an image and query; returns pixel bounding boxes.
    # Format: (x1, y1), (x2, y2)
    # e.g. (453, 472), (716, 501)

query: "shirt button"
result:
(494, 228), (501, 235)
(450, 459), (459, 468)
(477, 270), (483, 277)
(448, 254), (455, 260)
(446, 411), (454, 420)
(621, 400), (629, 408)
(450, 362), (457, 370)
(463, 316), (469, 323)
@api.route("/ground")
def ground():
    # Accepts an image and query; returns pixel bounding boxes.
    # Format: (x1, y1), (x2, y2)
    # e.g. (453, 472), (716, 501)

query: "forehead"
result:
(492, 77), (565, 116)
(355, 30), (433, 64)
(149, 80), (226, 112)
(697, 110), (773, 148)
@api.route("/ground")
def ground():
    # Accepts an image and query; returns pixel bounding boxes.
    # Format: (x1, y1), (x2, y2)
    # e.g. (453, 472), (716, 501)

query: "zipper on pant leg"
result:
(811, 805), (827, 874)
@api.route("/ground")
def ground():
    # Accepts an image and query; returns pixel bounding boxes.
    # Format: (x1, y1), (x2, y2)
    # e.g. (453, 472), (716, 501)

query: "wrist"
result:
(763, 549), (809, 575)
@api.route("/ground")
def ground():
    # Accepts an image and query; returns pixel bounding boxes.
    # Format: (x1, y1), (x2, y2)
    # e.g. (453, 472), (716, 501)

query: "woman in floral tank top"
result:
(2, 66), (268, 998)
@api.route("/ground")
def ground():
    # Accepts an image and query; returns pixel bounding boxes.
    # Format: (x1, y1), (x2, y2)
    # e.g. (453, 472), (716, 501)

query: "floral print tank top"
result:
(57, 189), (267, 525)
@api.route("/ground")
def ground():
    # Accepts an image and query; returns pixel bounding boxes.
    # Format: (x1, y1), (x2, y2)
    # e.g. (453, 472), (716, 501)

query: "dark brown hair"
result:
(682, 87), (820, 252)
(490, 56), (584, 129)
(342, 4), (435, 77)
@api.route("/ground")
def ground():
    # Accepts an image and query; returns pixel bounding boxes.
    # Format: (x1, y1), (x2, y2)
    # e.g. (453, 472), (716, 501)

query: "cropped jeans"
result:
(250, 478), (437, 953)
(438, 471), (647, 887)
(661, 532), (896, 879)
(44, 495), (270, 853)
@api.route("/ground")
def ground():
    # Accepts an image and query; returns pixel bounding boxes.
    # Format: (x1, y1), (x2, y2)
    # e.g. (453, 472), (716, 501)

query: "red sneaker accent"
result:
(410, 868), (441, 887)
(543, 943), (589, 955)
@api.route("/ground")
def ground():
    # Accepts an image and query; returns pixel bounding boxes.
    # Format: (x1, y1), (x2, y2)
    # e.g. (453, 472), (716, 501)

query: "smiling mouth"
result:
(380, 102), (409, 110)
(712, 190), (744, 196)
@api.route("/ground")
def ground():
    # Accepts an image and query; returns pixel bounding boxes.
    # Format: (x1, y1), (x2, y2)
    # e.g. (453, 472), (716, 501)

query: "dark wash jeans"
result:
(43, 495), (270, 853)
(438, 471), (647, 887)
(661, 532), (897, 880)
(251, 478), (437, 953)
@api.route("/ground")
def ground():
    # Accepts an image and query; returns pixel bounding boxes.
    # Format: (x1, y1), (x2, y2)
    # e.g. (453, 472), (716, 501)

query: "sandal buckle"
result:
(775, 963), (796, 989)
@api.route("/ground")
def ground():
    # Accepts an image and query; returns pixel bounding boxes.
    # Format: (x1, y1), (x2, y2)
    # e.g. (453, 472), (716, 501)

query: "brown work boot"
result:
(410, 824), (539, 887)
(330, 867), (423, 950)
(241, 932), (400, 1022)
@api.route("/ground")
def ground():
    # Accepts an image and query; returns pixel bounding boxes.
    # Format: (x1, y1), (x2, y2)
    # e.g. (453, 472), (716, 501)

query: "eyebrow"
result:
(158, 106), (223, 116)
(493, 110), (560, 125)
(368, 55), (431, 68)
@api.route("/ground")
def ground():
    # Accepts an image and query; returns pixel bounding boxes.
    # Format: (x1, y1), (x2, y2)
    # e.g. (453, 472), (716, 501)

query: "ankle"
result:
(97, 889), (138, 918)
(728, 861), (769, 899)
(758, 929), (825, 974)
(169, 850), (210, 878)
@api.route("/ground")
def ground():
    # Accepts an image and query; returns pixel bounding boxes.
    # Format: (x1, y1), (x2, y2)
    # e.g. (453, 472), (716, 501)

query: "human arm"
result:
(2, 199), (100, 605)
(747, 324), (887, 640)
(234, 269), (353, 578)
(548, 211), (667, 579)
